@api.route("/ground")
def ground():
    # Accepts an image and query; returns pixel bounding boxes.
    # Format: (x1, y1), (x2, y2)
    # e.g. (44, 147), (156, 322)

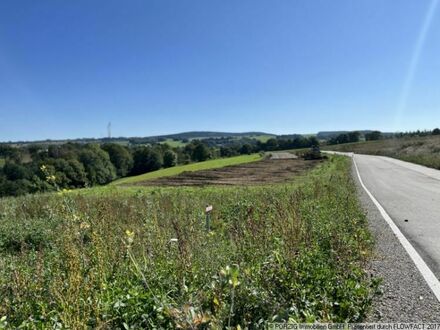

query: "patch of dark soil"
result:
(128, 159), (323, 187)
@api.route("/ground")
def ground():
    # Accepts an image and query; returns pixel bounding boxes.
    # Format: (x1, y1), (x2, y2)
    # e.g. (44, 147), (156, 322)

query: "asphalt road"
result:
(353, 154), (440, 278)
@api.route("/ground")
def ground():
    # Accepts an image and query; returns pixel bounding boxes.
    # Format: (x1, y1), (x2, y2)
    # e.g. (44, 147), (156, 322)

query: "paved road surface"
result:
(353, 154), (440, 278)
(268, 152), (298, 159)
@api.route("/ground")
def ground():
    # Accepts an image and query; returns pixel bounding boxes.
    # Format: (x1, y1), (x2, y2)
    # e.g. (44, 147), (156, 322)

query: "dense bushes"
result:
(0, 141), (214, 197)
(0, 141), (212, 197)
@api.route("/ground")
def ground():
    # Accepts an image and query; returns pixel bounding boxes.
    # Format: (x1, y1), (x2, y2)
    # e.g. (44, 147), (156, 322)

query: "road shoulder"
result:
(351, 162), (440, 321)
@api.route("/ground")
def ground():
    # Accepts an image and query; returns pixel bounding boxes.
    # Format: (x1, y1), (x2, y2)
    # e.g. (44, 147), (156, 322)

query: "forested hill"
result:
(2, 131), (275, 146)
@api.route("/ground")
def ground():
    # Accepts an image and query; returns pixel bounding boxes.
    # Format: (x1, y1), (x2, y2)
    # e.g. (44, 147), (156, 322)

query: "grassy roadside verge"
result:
(111, 153), (263, 185)
(323, 135), (440, 170)
(0, 156), (377, 328)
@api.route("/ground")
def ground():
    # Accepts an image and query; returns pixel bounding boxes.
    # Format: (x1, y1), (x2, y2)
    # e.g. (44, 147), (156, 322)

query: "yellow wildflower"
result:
(125, 230), (135, 245)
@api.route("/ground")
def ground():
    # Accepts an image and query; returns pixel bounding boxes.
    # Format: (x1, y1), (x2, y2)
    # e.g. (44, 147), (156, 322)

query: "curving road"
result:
(352, 153), (440, 279)
(324, 152), (440, 318)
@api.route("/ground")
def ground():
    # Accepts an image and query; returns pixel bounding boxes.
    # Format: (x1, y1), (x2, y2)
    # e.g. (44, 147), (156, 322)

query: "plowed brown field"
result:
(127, 158), (322, 187)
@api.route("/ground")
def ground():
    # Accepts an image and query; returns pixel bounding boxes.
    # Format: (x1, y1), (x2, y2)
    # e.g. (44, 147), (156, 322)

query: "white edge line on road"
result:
(351, 153), (440, 302)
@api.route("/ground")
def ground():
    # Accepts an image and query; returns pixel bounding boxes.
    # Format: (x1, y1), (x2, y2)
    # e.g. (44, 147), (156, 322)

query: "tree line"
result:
(327, 128), (440, 146)
(218, 136), (319, 157)
(394, 128), (440, 137)
(0, 141), (206, 197)
(0, 136), (319, 197)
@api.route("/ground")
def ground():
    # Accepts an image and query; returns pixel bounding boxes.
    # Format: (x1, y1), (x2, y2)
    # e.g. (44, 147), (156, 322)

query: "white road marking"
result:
(351, 154), (440, 302)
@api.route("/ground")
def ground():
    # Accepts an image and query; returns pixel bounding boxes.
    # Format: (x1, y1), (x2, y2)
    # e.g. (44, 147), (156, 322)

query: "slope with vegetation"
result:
(0, 156), (377, 328)
(0, 135), (319, 197)
(323, 133), (440, 170)
(112, 154), (263, 185)
(0, 140), (232, 197)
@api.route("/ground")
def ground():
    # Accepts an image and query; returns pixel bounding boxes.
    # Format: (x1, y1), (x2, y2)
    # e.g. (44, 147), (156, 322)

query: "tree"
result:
(2, 162), (31, 181)
(432, 128), (440, 135)
(0, 145), (21, 162)
(66, 159), (88, 187)
(48, 143), (82, 160)
(191, 143), (211, 162)
(46, 158), (88, 188)
(348, 131), (361, 143)
(220, 146), (238, 157)
(163, 150), (177, 168)
(239, 144), (253, 155)
(276, 139), (291, 150)
(0, 178), (33, 197)
(0, 145), (15, 158)
(292, 136), (308, 149)
(365, 131), (382, 141)
(131, 147), (163, 175)
(329, 133), (351, 145)
(79, 145), (116, 185)
(27, 145), (45, 161)
(175, 149), (191, 165)
(307, 136), (319, 147)
(102, 143), (134, 177)
(265, 138), (278, 151)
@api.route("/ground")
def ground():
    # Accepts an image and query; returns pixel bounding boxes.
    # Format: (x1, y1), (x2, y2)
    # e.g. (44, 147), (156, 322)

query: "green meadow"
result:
(0, 156), (377, 328)
(111, 154), (263, 185)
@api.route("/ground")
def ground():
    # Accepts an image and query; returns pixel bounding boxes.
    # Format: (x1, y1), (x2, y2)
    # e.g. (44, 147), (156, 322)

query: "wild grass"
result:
(111, 154), (263, 185)
(0, 156), (377, 328)
(323, 135), (440, 170)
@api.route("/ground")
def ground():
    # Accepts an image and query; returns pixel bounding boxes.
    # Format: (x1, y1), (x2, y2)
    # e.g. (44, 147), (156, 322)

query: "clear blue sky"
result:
(1, 0), (439, 141)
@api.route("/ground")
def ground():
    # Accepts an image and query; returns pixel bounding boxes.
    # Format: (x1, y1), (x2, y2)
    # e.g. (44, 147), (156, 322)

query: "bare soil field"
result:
(127, 158), (322, 187)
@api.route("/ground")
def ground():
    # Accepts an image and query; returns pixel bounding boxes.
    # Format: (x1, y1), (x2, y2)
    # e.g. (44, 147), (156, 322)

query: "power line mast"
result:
(107, 122), (112, 139)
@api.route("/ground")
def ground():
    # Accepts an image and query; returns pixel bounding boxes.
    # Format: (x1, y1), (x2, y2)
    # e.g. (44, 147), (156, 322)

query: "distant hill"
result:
(2, 131), (276, 146)
(4, 130), (402, 146)
(317, 130), (394, 140)
(152, 131), (275, 140)
(317, 131), (371, 140)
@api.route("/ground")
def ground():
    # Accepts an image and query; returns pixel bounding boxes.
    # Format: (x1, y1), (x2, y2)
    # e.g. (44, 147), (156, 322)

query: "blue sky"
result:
(0, 0), (439, 141)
